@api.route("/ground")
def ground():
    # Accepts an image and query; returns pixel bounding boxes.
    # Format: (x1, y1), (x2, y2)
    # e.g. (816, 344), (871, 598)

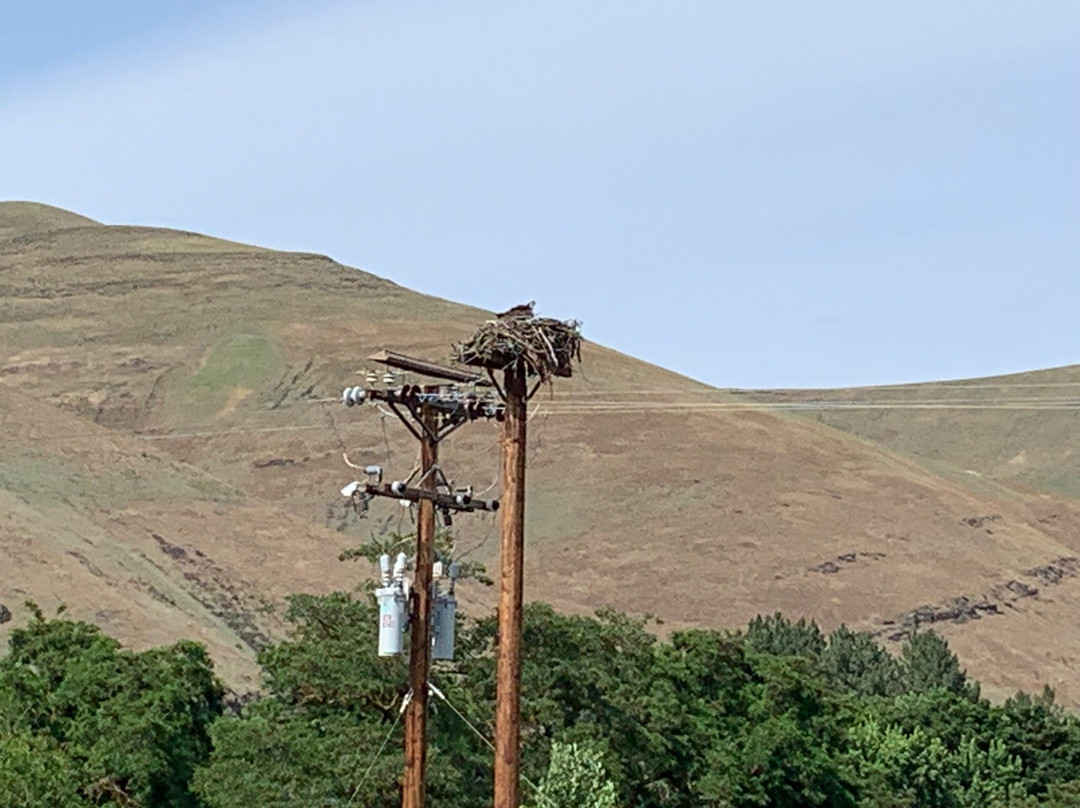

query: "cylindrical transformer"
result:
(431, 593), (458, 661)
(374, 585), (407, 656)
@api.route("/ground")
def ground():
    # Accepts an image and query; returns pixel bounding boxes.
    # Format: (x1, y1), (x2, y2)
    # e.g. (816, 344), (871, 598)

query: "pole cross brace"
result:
(345, 385), (506, 444)
(364, 483), (499, 513)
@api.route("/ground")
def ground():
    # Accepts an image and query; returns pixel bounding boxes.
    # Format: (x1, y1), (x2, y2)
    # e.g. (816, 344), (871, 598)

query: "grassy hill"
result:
(754, 368), (1080, 500)
(4, 201), (1080, 701)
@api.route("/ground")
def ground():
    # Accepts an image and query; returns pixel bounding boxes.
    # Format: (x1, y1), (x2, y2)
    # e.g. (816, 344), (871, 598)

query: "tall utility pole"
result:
(403, 406), (437, 808)
(453, 304), (580, 808)
(493, 362), (527, 808)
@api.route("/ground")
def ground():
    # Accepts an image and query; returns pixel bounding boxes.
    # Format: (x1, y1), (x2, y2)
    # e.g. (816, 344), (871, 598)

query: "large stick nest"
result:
(454, 304), (582, 382)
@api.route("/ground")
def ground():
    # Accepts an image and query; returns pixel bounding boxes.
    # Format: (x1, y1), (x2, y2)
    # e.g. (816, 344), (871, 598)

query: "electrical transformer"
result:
(431, 592), (458, 661)
(374, 552), (409, 656)
(375, 585), (407, 656)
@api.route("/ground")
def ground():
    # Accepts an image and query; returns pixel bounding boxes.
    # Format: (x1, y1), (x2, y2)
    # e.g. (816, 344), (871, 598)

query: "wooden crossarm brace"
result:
(364, 483), (499, 513)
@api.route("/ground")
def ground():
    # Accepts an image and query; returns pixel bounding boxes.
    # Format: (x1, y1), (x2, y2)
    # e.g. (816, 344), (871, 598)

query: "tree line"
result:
(3, 594), (1080, 807)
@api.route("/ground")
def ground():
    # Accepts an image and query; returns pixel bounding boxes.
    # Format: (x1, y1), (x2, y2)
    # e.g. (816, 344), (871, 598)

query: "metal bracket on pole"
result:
(365, 482), (499, 514)
(486, 368), (507, 402)
(386, 400), (425, 442)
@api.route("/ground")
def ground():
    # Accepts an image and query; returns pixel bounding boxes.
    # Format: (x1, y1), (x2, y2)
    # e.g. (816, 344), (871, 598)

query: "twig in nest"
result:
(453, 307), (582, 383)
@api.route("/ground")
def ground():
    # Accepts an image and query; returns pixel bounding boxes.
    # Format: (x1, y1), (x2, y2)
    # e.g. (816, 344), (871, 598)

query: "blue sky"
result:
(1, 1), (1077, 388)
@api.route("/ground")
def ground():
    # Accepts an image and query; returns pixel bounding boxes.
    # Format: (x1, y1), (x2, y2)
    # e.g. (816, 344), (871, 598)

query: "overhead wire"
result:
(123, 403), (1080, 439)
(345, 689), (411, 807)
(426, 682), (557, 808)
(321, 400), (349, 457)
(534, 403), (1080, 413)
(536, 381), (1080, 395)
(22, 391), (1080, 447)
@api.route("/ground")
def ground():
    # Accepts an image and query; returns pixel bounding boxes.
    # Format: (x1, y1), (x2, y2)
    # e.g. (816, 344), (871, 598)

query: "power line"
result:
(136, 423), (327, 439)
(507, 381), (1080, 396)
(346, 690), (411, 807)
(137, 403), (1080, 435)
(530, 403), (1080, 414)
(15, 398), (1080, 448)
(427, 683), (556, 808)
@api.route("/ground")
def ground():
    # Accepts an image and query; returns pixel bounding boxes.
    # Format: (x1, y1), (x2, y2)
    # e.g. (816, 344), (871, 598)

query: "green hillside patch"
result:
(172, 331), (282, 422)
(1031, 470), (1080, 500)
(0, 456), (240, 510)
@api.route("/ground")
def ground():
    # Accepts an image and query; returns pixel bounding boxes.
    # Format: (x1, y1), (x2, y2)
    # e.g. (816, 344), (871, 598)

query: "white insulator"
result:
(375, 585), (407, 656)
(391, 480), (407, 495)
(342, 386), (366, 406)
(340, 481), (361, 498)
(379, 554), (392, 586)
(392, 552), (408, 583)
(364, 465), (382, 477)
(432, 593), (458, 660)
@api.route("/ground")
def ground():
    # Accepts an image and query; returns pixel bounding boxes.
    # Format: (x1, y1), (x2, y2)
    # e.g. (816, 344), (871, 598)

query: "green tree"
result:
(0, 611), (222, 807)
(846, 718), (956, 807)
(822, 625), (902, 697)
(900, 632), (973, 697)
(186, 593), (1080, 808)
(745, 613), (825, 662)
(845, 719), (1024, 808)
(193, 700), (402, 808)
(530, 741), (618, 808)
(193, 592), (408, 808)
(0, 731), (89, 808)
(694, 654), (857, 808)
(997, 688), (1080, 797)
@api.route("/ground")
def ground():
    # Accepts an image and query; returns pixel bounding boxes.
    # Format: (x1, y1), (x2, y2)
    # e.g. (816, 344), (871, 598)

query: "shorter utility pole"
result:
(403, 406), (436, 808)
(339, 350), (506, 808)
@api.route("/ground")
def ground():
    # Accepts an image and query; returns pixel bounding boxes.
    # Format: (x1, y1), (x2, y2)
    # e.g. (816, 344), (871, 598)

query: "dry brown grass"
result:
(4, 201), (1080, 702)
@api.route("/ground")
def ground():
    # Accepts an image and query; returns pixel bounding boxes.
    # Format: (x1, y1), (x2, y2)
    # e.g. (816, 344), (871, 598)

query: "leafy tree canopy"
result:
(7, 597), (1080, 808)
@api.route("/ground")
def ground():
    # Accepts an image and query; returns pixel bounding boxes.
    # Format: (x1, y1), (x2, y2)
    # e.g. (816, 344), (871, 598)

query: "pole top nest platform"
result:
(368, 349), (490, 386)
(453, 302), (582, 383)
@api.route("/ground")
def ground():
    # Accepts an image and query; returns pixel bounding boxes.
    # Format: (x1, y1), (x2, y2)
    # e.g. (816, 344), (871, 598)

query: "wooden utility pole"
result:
(403, 406), (437, 808)
(343, 350), (508, 808)
(493, 362), (528, 808)
(360, 310), (577, 808)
